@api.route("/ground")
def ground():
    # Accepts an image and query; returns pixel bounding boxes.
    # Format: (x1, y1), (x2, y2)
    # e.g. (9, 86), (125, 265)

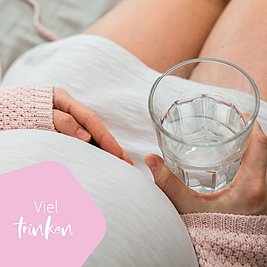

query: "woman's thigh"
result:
(193, 0), (267, 102)
(85, 0), (228, 72)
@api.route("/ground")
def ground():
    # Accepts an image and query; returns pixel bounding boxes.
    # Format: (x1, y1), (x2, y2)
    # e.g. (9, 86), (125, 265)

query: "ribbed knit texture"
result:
(182, 213), (267, 267)
(0, 85), (54, 130)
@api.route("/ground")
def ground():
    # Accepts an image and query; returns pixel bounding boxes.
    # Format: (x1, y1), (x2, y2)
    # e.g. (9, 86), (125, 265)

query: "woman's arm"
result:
(145, 123), (267, 266)
(0, 85), (132, 164)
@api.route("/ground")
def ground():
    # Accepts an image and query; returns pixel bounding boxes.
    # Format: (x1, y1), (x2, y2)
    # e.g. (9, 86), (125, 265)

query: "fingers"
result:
(53, 110), (91, 142)
(231, 123), (267, 215)
(53, 88), (133, 164)
(144, 154), (200, 213)
(241, 122), (267, 176)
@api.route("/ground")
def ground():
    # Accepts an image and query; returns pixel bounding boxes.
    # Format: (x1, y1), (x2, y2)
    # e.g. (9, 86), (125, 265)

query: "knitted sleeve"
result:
(181, 213), (267, 267)
(0, 85), (55, 131)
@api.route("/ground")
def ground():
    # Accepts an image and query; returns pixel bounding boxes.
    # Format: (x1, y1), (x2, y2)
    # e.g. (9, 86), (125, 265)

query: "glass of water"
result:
(148, 58), (260, 194)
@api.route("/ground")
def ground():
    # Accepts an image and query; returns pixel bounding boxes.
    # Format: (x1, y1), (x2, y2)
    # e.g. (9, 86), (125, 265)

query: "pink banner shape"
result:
(0, 161), (106, 267)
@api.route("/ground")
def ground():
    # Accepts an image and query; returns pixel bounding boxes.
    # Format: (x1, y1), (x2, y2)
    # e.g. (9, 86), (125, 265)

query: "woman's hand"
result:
(53, 88), (133, 165)
(145, 123), (267, 215)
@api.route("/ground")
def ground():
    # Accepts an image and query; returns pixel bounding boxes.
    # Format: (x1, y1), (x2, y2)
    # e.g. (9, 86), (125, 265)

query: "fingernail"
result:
(76, 128), (91, 141)
(145, 157), (157, 172)
(122, 150), (134, 165)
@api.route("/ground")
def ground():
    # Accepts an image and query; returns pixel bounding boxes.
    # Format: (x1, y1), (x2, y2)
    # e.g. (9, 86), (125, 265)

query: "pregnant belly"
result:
(0, 129), (198, 267)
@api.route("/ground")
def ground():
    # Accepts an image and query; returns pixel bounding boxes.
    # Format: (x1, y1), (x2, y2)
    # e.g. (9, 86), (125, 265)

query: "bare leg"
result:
(192, 0), (267, 101)
(85, 0), (229, 72)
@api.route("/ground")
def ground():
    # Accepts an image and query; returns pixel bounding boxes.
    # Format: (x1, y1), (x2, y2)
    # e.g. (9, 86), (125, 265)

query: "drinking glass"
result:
(148, 58), (260, 193)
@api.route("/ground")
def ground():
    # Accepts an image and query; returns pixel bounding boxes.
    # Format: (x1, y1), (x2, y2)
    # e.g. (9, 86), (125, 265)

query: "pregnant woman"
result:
(1, 0), (267, 266)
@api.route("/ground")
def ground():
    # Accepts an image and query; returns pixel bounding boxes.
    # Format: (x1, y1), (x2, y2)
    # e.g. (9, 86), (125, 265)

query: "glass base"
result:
(164, 156), (241, 194)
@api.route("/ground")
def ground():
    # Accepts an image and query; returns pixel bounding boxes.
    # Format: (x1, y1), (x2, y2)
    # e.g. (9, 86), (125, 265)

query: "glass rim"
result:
(148, 58), (260, 147)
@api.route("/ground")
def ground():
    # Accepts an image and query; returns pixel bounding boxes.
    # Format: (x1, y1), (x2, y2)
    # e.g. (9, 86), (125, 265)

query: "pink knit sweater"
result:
(0, 85), (54, 131)
(0, 85), (267, 266)
(182, 213), (267, 266)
